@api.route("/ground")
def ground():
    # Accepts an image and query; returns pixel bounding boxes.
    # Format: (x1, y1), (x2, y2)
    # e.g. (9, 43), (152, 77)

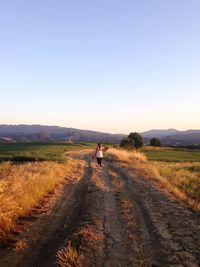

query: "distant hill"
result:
(141, 129), (200, 146)
(0, 125), (200, 146)
(161, 130), (200, 146)
(141, 129), (179, 139)
(0, 125), (125, 143)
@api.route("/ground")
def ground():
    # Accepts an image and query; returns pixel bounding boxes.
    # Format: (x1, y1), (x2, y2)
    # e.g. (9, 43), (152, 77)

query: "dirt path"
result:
(0, 151), (200, 267)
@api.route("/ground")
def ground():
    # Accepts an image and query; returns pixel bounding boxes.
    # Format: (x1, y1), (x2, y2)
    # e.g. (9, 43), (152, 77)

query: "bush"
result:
(150, 137), (161, 147)
(120, 138), (135, 150)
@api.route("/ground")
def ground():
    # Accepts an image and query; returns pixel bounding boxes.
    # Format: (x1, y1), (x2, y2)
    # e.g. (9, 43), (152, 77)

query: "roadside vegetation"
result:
(142, 161), (200, 211)
(0, 160), (77, 243)
(107, 147), (200, 212)
(106, 147), (147, 163)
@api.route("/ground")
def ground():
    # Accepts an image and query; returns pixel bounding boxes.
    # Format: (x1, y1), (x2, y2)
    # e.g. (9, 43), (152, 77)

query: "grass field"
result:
(142, 147), (200, 162)
(0, 142), (95, 162)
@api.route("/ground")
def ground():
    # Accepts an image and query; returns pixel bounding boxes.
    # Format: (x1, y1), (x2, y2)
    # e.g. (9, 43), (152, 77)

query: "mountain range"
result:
(0, 125), (200, 146)
(141, 129), (200, 146)
(0, 125), (124, 144)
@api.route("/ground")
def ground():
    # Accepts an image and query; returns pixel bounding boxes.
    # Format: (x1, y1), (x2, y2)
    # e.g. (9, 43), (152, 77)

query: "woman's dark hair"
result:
(98, 143), (101, 148)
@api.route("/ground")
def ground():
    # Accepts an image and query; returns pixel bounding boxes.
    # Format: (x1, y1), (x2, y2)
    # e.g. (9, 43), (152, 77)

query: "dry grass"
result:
(141, 161), (200, 212)
(0, 160), (73, 241)
(106, 148), (147, 163)
(57, 242), (84, 267)
(107, 148), (200, 212)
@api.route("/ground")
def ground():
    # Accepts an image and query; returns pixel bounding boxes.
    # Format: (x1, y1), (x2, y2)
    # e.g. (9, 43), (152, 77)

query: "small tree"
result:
(150, 137), (161, 147)
(120, 137), (135, 150)
(128, 132), (144, 149)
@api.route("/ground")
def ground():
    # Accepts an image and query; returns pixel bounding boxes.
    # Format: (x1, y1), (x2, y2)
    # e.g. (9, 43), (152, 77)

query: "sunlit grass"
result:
(106, 147), (147, 163)
(0, 160), (74, 241)
(107, 148), (200, 212)
(141, 161), (200, 211)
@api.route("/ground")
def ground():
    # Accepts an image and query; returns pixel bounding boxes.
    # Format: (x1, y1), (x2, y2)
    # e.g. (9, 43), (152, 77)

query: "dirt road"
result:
(0, 151), (200, 267)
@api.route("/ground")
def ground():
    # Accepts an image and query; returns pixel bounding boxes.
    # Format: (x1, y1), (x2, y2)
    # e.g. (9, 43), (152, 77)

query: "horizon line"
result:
(0, 123), (199, 135)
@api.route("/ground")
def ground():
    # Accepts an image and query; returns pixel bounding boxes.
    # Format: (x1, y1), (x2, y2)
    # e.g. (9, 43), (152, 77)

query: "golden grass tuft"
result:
(57, 242), (84, 267)
(0, 160), (73, 241)
(106, 148), (147, 163)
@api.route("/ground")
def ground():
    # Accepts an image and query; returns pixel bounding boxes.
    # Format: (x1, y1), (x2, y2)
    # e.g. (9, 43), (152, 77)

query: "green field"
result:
(1, 143), (200, 163)
(142, 147), (200, 162)
(0, 142), (95, 162)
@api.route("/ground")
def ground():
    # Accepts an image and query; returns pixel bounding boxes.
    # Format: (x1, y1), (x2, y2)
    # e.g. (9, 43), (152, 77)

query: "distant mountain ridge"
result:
(141, 129), (179, 139)
(140, 129), (200, 146)
(160, 130), (200, 146)
(0, 124), (125, 143)
(0, 125), (200, 145)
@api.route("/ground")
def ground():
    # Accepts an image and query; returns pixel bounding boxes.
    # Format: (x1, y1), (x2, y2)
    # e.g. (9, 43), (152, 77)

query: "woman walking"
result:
(93, 143), (104, 167)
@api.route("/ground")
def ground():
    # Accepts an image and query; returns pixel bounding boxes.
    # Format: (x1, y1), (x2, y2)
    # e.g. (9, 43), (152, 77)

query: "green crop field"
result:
(0, 142), (95, 162)
(142, 147), (200, 162)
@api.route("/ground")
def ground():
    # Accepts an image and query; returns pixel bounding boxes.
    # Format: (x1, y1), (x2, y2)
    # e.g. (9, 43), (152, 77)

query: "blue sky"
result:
(0, 0), (200, 133)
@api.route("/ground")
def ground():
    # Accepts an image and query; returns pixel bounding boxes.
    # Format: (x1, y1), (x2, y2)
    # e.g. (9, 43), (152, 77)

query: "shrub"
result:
(150, 137), (161, 147)
(120, 138), (135, 150)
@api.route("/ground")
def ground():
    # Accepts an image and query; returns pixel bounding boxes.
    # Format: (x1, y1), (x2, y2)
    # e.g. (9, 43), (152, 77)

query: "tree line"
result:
(120, 132), (161, 150)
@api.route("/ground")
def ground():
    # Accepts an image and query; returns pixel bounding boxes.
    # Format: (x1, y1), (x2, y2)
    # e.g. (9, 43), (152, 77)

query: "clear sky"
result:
(0, 0), (200, 134)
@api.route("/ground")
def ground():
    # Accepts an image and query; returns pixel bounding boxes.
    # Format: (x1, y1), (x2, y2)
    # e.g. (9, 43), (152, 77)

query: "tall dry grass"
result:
(141, 161), (200, 212)
(106, 148), (147, 163)
(0, 160), (72, 241)
(106, 148), (200, 212)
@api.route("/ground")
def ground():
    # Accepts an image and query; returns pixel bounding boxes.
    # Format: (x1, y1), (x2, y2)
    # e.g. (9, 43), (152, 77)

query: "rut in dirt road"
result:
(105, 163), (200, 267)
(83, 162), (168, 267)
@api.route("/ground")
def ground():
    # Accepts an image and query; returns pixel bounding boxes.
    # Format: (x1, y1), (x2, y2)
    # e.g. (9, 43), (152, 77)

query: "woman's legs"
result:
(97, 157), (102, 167)
(99, 158), (102, 167)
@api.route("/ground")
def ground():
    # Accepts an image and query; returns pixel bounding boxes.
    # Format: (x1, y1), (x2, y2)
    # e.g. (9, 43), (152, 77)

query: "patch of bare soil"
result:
(0, 152), (199, 267)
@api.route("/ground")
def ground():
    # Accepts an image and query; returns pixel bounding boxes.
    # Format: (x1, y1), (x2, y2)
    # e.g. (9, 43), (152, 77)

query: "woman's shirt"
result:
(96, 147), (103, 158)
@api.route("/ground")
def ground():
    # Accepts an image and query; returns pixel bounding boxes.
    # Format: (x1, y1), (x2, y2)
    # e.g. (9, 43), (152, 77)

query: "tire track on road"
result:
(107, 162), (200, 267)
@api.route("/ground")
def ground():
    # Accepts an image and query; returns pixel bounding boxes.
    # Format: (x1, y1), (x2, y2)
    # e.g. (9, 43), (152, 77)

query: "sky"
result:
(0, 0), (200, 134)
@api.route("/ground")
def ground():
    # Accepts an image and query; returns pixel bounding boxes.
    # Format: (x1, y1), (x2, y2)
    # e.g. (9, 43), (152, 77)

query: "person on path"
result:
(93, 143), (104, 167)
